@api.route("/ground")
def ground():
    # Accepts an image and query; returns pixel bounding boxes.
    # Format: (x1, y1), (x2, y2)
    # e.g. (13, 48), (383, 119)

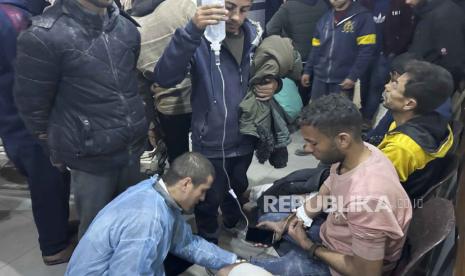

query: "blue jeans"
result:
(251, 213), (331, 276)
(360, 54), (390, 120)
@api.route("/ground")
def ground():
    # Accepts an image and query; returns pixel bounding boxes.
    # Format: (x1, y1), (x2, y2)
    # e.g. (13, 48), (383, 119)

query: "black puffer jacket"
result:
(266, 0), (329, 60)
(14, 0), (147, 173)
(409, 0), (465, 85)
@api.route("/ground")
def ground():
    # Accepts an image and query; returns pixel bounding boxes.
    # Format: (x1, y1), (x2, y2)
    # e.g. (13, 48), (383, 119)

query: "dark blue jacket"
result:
(154, 20), (261, 158)
(304, 2), (376, 83)
(14, 0), (147, 172)
(0, 0), (31, 141)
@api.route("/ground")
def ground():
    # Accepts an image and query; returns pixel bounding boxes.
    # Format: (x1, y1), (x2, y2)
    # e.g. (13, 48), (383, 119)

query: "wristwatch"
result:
(308, 243), (323, 260)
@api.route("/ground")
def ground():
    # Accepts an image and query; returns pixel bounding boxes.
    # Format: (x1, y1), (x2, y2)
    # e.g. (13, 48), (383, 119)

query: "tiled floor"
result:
(0, 132), (319, 276)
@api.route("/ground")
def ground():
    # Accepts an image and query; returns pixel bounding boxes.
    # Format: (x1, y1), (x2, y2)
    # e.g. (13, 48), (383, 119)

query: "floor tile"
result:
(0, 214), (37, 268)
(0, 246), (67, 276)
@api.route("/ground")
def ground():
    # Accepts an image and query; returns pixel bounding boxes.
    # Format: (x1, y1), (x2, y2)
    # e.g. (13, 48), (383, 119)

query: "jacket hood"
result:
(153, 176), (183, 212)
(392, 112), (453, 154)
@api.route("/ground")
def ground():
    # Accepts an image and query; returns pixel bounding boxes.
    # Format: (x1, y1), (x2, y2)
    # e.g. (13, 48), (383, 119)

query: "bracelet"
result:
(308, 243), (322, 260)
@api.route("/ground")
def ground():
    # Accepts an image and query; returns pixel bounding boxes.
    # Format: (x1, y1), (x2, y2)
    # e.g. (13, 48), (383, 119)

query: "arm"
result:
(153, 5), (227, 88)
(170, 217), (237, 270)
(301, 22), (322, 87)
(302, 180), (331, 218)
(303, 24), (322, 76)
(312, 245), (383, 276)
(287, 220), (383, 276)
(346, 13), (376, 82)
(0, 16), (16, 71)
(152, 20), (202, 88)
(13, 29), (59, 141)
(265, 5), (287, 36)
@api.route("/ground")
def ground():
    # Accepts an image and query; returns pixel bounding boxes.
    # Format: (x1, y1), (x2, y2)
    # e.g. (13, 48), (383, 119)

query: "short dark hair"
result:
(162, 152), (215, 186)
(298, 94), (362, 141)
(403, 60), (454, 114)
(390, 52), (420, 75)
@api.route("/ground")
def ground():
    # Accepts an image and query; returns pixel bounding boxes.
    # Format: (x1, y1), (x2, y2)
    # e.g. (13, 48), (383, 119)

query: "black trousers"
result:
(195, 153), (253, 243)
(2, 136), (71, 256)
(158, 112), (191, 163)
(164, 253), (193, 276)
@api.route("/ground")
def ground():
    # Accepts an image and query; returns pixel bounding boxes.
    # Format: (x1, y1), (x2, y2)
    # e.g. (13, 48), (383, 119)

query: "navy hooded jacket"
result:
(154, 20), (261, 158)
(304, 1), (376, 83)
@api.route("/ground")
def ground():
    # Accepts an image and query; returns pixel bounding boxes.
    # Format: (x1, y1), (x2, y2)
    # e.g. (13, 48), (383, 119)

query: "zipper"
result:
(102, 33), (133, 131)
(103, 33), (119, 84)
(239, 67), (243, 84)
(326, 16), (335, 83)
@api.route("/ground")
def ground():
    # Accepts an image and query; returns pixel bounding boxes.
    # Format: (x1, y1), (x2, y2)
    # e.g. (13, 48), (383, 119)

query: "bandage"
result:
(296, 204), (313, 228)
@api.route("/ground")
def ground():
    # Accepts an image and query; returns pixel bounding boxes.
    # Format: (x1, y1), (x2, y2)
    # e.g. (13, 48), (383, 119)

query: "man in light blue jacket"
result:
(66, 152), (238, 275)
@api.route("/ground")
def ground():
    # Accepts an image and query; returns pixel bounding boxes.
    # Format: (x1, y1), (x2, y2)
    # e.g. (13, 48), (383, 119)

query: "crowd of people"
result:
(0, 0), (463, 274)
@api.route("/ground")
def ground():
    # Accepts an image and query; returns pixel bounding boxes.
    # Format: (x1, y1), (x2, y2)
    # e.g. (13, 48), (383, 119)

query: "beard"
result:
(319, 145), (345, 165)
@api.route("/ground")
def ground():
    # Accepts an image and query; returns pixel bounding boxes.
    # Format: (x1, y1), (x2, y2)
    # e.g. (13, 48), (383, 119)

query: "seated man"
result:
(378, 60), (454, 200)
(66, 152), (240, 275)
(252, 94), (412, 276)
(365, 53), (452, 144)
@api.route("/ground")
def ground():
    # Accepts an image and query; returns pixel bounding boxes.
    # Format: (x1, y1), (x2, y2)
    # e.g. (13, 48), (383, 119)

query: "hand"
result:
(256, 219), (286, 234)
(254, 219), (286, 247)
(254, 78), (278, 101)
(287, 219), (313, 250)
(50, 157), (66, 172)
(339, 78), (355, 90)
(192, 5), (228, 30)
(301, 74), (311, 87)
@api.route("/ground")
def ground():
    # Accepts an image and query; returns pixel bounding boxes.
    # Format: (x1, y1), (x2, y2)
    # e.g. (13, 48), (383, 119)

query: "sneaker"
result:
(205, 267), (217, 276)
(294, 145), (311, 156)
(42, 241), (76, 266)
(222, 220), (247, 237)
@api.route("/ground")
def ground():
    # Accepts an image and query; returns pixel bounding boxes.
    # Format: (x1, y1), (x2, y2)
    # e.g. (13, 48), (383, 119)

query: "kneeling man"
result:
(66, 152), (238, 275)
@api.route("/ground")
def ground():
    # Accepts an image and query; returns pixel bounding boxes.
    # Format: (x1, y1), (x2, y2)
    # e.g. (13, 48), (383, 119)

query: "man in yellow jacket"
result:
(379, 60), (454, 200)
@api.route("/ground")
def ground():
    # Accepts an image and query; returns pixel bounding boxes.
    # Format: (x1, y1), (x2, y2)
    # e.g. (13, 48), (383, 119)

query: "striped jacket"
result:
(304, 1), (376, 83)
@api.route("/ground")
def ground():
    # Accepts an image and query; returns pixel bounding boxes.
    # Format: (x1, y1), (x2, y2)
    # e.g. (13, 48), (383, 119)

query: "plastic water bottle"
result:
(202, 0), (225, 65)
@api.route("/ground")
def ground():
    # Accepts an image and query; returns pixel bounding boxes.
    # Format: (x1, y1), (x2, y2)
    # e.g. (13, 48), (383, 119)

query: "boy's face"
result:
(405, 0), (422, 8)
(225, 0), (252, 35)
(329, 0), (351, 11)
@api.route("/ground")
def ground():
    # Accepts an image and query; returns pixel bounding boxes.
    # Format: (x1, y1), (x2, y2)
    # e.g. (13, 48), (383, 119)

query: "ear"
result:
(179, 177), (193, 192)
(403, 98), (417, 112)
(335, 133), (352, 149)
